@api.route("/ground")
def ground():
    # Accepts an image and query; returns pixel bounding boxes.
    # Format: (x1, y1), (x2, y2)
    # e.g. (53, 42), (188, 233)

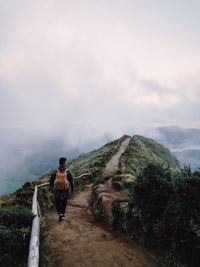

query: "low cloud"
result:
(0, 0), (200, 143)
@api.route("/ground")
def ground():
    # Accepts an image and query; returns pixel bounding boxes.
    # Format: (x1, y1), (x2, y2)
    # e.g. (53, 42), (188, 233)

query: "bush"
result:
(38, 186), (54, 213)
(111, 174), (135, 191)
(89, 184), (105, 222)
(0, 207), (34, 228)
(169, 175), (200, 266)
(39, 224), (53, 267)
(112, 201), (128, 232)
(0, 207), (34, 267)
(125, 162), (200, 266)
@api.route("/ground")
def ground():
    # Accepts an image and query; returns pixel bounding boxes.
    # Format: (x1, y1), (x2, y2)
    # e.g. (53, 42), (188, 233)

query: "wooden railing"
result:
(28, 182), (49, 267)
(28, 173), (92, 267)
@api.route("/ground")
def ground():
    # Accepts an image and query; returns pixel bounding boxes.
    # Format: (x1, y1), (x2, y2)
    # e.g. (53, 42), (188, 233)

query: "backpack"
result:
(54, 169), (69, 191)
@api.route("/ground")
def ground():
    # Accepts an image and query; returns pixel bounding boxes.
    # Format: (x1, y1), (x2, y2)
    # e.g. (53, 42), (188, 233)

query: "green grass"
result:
(0, 171), (53, 267)
(69, 135), (129, 178)
(120, 135), (180, 176)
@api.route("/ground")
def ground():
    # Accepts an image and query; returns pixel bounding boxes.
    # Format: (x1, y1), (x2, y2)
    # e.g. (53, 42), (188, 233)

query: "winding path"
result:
(45, 186), (159, 267)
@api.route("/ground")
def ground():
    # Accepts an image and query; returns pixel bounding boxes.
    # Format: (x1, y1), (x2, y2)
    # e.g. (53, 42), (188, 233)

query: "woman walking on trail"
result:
(50, 157), (74, 222)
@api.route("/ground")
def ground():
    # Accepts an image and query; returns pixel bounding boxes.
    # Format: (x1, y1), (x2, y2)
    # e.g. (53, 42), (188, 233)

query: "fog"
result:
(0, 125), (115, 194)
(1, 0), (200, 194)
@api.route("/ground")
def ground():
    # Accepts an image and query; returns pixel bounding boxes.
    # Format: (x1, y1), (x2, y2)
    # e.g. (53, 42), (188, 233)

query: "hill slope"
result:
(68, 135), (130, 177)
(119, 135), (180, 176)
(69, 134), (180, 179)
(0, 134), (181, 267)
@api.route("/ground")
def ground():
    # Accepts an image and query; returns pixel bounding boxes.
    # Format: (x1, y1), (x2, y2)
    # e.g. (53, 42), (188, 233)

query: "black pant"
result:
(54, 189), (69, 214)
(55, 198), (68, 214)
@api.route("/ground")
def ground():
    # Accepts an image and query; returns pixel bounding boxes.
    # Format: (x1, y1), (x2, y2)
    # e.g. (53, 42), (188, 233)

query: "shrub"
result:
(38, 186), (54, 213)
(0, 207), (34, 266)
(169, 175), (200, 266)
(0, 207), (34, 228)
(89, 184), (105, 222)
(124, 163), (200, 266)
(112, 201), (128, 232)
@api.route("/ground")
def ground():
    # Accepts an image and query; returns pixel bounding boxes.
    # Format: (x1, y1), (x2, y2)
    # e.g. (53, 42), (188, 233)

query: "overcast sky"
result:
(1, 0), (200, 139)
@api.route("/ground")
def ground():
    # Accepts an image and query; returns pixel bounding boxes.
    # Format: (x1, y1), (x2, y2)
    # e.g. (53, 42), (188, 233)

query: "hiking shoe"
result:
(59, 214), (63, 222)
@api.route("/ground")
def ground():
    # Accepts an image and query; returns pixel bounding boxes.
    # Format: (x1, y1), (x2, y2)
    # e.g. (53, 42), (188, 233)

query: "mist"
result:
(0, 125), (114, 194)
(1, 0), (200, 193)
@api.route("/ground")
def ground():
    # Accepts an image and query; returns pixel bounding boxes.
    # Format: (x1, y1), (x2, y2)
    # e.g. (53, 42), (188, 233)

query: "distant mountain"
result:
(150, 126), (200, 171)
(154, 126), (200, 149)
(173, 149), (200, 171)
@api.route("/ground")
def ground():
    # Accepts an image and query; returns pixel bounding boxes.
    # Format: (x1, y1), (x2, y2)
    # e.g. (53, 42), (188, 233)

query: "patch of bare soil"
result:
(45, 186), (159, 267)
(103, 137), (131, 177)
(98, 180), (129, 221)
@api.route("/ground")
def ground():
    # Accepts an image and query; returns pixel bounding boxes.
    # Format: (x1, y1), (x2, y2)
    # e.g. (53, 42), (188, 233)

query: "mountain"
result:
(2, 134), (200, 267)
(0, 134), (181, 267)
(153, 126), (200, 149)
(173, 149), (200, 171)
(119, 135), (180, 174)
(69, 134), (180, 178)
(151, 126), (200, 170)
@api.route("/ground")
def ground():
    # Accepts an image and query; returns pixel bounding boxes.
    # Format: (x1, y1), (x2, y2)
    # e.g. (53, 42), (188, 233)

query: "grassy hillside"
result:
(0, 135), (128, 266)
(119, 135), (180, 176)
(0, 171), (54, 267)
(69, 135), (130, 177)
(0, 134), (182, 266)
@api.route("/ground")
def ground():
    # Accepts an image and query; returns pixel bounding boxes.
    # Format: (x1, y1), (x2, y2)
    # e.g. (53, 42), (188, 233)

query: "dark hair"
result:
(59, 157), (67, 165)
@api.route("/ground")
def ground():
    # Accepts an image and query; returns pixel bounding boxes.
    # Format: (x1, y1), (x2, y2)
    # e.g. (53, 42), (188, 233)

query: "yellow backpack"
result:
(54, 169), (69, 191)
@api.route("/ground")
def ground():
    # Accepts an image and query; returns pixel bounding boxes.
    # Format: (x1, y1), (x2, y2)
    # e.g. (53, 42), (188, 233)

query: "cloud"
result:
(0, 0), (200, 134)
(1, 0), (200, 194)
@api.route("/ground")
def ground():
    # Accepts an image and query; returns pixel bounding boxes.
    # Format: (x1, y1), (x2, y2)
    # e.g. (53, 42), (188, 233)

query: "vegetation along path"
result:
(45, 185), (159, 267)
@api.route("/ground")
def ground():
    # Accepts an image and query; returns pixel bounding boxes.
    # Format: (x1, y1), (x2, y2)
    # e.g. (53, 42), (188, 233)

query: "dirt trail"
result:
(103, 137), (131, 177)
(45, 185), (159, 267)
(45, 139), (159, 266)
